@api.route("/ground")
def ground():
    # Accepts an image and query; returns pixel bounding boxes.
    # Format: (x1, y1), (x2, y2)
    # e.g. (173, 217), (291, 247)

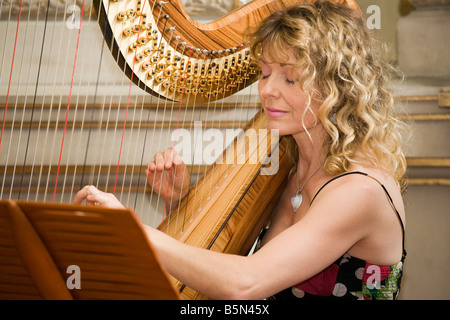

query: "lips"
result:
(265, 107), (287, 118)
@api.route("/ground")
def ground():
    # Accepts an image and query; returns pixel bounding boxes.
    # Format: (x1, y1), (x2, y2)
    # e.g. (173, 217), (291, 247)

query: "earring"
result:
(330, 113), (337, 125)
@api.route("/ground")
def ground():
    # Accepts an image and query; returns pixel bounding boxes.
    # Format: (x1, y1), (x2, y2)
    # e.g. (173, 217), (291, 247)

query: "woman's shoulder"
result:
(312, 167), (390, 203)
(310, 165), (403, 223)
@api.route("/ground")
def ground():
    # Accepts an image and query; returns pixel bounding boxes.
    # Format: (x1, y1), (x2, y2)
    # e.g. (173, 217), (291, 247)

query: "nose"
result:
(258, 75), (281, 99)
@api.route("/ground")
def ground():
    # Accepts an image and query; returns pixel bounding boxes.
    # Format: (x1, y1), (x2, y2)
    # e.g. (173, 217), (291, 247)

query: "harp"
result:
(0, 0), (359, 299)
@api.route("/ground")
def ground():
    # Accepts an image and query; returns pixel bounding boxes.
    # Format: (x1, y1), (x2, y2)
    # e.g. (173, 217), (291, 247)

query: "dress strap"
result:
(310, 171), (407, 261)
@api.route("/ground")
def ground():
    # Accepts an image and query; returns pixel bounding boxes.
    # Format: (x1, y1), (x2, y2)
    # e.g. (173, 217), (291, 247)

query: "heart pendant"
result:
(291, 193), (303, 212)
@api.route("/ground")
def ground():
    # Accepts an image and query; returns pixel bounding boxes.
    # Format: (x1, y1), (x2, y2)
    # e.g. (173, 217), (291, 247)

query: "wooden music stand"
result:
(0, 200), (180, 300)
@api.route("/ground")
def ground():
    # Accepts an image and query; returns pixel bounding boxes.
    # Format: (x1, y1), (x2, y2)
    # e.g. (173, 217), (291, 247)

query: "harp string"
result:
(51, 0), (93, 202)
(17, 0), (51, 200)
(0, 0), (21, 153)
(136, 0), (235, 232)
(139, 0), (181, 227)
(148, 38), (192, 229)
(125, 0), (163, 208)
(100, 0), (144, 199)
(7, 0), (32, 201)
(52, 0), (86, 202)
(129, 0), (163, 210)
(162, 40), (200, 234)
(180, 50), (217, 233)
(6, 0), (48, 201)
(163, 37), (233, 233)
(130, 0), (172, 228)
(64, 1), (99, 203)
(79, 0), (108, 192)
(161, 44), (195, 231)
(27, 0), (58, 201)
(148, 0), (175, 221)
(96, 24), (125, 197)
(35, 3), (65, 202)
(0, 0), (23, 199)
(112, 0), (145, 195)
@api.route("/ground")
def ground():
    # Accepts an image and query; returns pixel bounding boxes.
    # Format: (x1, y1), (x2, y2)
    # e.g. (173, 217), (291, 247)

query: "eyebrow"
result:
(259, 58), (295, 67)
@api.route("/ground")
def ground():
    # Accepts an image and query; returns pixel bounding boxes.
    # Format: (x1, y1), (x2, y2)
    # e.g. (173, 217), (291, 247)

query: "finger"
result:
(145, 169), (155, 189)
(173, 151), (182, 166)
(73, 185), (91, 204)
(166, 148), (183, 166)
(147, 161), (156, 172)
(87, 193), (105, 207)
(154, 152), (165, 170)
(74, 185), (100, 205)
(90, 192), (124, 209)
(164, 148), (176, 169)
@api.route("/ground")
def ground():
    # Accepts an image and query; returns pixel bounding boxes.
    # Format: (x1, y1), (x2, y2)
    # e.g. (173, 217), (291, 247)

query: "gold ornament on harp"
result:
(101, 0), (258, 104)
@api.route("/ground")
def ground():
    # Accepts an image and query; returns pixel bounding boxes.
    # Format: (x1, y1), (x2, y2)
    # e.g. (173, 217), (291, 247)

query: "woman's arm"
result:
(143, 226), (255, 300)
(74, 174), (379, 299)
(142, 176), (379, 299)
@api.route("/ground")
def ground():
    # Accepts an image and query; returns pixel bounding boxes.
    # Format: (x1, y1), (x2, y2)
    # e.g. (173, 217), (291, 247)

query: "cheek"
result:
(258, 82), (265, 101)
(289, 91), (307, 108)
(285, 97), (304, 122)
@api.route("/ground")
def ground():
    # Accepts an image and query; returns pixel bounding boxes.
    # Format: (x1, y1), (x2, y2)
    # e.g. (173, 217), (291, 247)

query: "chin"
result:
(265, 119), (288, 135)
(266, 125), (289, 137)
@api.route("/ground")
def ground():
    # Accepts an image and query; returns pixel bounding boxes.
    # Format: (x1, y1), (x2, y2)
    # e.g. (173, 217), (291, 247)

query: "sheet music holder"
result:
(0, 200), (180, 300)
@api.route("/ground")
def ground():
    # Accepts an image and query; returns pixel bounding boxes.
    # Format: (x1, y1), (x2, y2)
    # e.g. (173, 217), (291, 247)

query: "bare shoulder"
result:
(311, 170), (390, 212)
(308, 168), (405, 264)
(316, 169), (405, 222)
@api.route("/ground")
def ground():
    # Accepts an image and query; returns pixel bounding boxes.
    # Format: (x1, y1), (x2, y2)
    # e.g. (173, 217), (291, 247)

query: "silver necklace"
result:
(291, 163), (322, 212)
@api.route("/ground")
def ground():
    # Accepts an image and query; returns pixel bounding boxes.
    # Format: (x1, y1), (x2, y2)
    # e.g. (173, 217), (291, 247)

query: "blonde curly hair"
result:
(248, 1), (408, 187)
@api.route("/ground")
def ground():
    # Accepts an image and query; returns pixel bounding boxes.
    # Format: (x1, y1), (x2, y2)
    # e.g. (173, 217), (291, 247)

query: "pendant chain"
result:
(295, 163), (322, 196)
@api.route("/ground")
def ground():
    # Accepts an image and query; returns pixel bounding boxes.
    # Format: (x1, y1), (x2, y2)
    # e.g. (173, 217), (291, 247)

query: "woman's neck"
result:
(292, 124), (326, 176)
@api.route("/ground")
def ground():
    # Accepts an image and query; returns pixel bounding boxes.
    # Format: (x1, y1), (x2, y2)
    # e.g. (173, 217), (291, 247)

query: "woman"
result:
(74, 1), (408, 300)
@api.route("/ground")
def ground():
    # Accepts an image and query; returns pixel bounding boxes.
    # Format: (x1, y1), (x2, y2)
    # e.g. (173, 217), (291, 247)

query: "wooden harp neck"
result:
(151, 0), (360, 54)
(95, 0), (360, 103)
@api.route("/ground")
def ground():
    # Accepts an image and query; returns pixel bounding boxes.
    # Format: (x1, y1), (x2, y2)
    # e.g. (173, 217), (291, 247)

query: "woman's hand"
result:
(73, 185), (125, 209)
(145, 148), (190, 205)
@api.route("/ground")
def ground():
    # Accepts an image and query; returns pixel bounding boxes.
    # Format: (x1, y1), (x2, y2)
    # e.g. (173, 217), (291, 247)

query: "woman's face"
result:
(258, 49), (321, 137)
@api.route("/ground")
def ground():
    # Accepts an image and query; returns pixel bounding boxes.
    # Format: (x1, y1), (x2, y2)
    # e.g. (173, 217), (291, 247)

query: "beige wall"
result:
(401, 185), (450, 299)
(356, 0), (404, 63)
